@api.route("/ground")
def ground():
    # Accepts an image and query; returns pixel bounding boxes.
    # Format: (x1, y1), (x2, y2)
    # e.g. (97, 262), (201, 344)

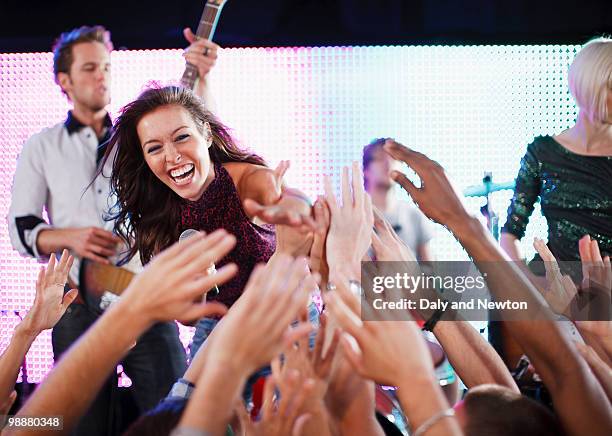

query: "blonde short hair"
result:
(568, 37), (612, 123)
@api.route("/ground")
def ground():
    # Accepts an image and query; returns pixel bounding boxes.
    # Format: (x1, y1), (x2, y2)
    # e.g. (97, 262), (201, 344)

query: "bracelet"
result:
(169, 427), (212, 436)
(167, 378), (196, 400)
(413, 408), (456, 436)
(422, 307), (445, 332)
(281, 190), (312, 206)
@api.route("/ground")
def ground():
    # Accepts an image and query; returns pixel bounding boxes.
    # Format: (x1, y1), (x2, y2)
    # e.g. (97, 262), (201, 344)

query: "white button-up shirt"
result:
(7, 112), (127, 284)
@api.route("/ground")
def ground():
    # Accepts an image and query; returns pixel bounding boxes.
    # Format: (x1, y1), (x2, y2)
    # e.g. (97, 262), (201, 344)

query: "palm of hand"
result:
(27, 251), (74, 332)
(31, 283), (66, 331)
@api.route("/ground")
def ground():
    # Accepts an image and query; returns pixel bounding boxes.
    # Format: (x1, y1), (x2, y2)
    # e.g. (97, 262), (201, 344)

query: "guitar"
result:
(180, 0), (228, 90)
(79, 259), (135, 315)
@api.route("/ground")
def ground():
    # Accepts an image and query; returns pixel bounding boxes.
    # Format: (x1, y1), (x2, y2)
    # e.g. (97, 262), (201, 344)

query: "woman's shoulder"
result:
(527, 135), (555, 151)
(222, 162), (278, 204)
(222, 162), (271, 184)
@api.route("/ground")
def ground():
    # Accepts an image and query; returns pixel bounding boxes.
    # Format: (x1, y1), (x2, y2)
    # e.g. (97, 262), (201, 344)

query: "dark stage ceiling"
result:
(0, 0), (610, 52)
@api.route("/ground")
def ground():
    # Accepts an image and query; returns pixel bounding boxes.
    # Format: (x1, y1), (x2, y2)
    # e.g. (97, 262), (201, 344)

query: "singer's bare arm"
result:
(224, 162), (315, 257)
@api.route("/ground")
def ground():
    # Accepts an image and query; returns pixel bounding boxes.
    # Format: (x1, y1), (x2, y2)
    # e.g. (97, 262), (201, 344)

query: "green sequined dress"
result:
(502, 135), (612, 262)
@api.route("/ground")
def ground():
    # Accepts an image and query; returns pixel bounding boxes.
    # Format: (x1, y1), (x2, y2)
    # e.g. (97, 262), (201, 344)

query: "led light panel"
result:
(0, 45), (579, 382)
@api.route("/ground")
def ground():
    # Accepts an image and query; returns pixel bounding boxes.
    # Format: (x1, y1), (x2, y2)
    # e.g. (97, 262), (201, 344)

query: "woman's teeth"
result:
(170, 164), (194, 180)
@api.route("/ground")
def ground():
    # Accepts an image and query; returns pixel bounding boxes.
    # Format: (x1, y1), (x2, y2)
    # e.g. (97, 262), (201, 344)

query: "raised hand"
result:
(383, 139), (470, 230)
(575, 235), (612, 340)
(309, 196), (331, 283)
(579, 235), (612, 293)
(324, 162), (374, 268)
(203, 254), (318, 374)
(371, 207), (417, 262)
(533, 237), (578, 316)
(324, 272), (435, 386)
(234, 373), (314, 436)
(21, 249), (78, 335)
(272, 312), (340, 406)
(120, 229), (237, 325)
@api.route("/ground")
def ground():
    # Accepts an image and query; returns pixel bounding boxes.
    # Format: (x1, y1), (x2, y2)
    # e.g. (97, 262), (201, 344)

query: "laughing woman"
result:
(102, 85), (314, 357)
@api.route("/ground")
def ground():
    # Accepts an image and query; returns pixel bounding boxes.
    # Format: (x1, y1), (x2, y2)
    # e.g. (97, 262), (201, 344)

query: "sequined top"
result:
(502, 135), (612, 261)
(180, 162), (276, 307)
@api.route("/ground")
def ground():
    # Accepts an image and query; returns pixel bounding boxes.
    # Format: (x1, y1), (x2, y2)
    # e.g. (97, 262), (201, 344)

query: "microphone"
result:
(179, 229), (220, 296)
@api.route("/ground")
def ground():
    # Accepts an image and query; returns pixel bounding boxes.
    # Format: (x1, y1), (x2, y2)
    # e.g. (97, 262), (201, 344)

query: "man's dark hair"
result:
(362, 138), (387, 171)
(462, 384), (564, 436)
(52, 25), (113, 83)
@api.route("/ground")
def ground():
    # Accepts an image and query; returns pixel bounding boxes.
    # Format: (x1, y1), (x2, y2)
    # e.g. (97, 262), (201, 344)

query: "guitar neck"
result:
(180, 1), (226, 90)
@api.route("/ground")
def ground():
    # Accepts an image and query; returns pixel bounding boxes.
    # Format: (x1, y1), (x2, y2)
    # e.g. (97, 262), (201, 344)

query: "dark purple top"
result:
(180, 162), (276, 308)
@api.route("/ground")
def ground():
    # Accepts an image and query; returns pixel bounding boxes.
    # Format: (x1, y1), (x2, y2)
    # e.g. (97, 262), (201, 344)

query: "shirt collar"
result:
(64, 111), (113, 135)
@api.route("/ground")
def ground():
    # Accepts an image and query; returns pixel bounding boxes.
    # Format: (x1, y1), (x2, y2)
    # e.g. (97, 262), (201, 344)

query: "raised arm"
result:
(384, 139), (612, 436)
(7, 230), (236, 435)
(370, 208), (518, 391)
(0, 251), (77, 407)
(177, 254), (316, 435)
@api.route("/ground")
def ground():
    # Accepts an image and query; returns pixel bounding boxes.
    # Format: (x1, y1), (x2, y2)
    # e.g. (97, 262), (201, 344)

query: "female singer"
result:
(103, 85), (314, 357)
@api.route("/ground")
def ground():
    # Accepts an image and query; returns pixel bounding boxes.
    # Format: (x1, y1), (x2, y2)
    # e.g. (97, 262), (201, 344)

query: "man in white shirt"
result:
(7, 25), (218, 435)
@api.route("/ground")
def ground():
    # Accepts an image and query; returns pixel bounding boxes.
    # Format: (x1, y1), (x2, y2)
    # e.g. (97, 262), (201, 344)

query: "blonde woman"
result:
(501, 37), (612, 267)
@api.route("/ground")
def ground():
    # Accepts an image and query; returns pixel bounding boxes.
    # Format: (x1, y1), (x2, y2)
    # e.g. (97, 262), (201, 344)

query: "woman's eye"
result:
(147, 145), (162, 154)
(175, 134), (189, 142)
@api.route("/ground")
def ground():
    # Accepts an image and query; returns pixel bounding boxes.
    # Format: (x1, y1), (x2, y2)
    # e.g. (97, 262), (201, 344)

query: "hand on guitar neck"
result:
(180, 0), (227, 107)
(182, 27), (219, 104)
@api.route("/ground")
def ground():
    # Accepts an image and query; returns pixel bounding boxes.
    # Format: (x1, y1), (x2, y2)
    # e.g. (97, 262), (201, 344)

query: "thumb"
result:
(183, 27), (196, 43)
(292, 413), (313, 436)
(180, 302), (228, 324)
(61, 289), (79, 311)
(340, 334), (365, 374)
(1, 390), (17, 415)
(371, 229), (385, 256)
(390, 170), (419, 200)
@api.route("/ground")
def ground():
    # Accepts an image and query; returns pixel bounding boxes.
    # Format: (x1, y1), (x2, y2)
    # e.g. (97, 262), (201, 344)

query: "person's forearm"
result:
(179, 364), (246, 436)
(577, 329), (612, 367)
(451, 217), (612, 435)
(499, 232), (523, 262)
(336, 381), (384, 436)
(433, 320), (518, 391)
(8, 303), (150, 435)
(452, 217), (569, 369)
(36, 228), (72, 257)
(301, 402), (334, 436)
(0, 324), (37, 403)
(329, 262), (361, 284)
(194, 77), (217, 113)
(396, 375), (461, 436)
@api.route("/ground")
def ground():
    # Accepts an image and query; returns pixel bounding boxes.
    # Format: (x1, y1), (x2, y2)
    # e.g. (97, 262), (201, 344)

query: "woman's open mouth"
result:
(169, 163), (195, 186)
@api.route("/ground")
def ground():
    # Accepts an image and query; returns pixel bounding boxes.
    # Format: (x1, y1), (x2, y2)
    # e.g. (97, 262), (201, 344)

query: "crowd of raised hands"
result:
(2, 140), (611, 435)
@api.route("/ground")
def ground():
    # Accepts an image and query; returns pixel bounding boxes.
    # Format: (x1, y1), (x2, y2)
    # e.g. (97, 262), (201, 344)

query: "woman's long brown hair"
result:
(100, 85), (265, 265)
